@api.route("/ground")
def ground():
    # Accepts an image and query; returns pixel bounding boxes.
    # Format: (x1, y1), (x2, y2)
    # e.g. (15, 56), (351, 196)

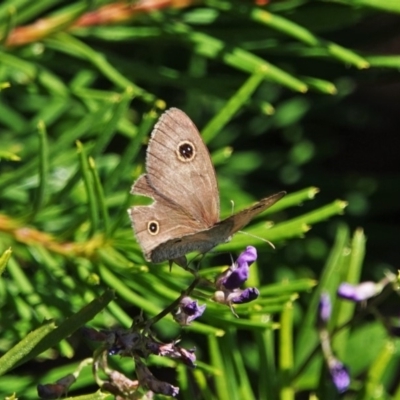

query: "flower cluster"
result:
(173, 247), (260, 324)
(213, 246), (260, 315)
(38, 323), (199, 399)
(315, 271), (400, 395)
(37, 246), (262, 399)
(88, 325), (197, 397)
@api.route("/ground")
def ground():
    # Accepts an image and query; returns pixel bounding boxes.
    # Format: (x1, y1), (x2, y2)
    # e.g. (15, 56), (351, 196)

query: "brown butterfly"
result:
(129, 108), (285, 265)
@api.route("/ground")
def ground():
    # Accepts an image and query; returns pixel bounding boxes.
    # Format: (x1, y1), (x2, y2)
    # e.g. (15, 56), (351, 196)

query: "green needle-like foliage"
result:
(1, 1), (400, 399)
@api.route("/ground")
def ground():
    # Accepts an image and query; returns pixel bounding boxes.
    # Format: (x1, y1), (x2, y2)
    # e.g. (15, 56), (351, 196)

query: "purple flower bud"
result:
(329, 359), (350, 393)
(231, 287), (260, 304)
(338, 281), (379, 302)
(236, 245), (257, 266)
(223, 246), (257, 290)
(174, 297), (206, 326)
(318, 292), (331, 324)
(181, 299), (201, 316)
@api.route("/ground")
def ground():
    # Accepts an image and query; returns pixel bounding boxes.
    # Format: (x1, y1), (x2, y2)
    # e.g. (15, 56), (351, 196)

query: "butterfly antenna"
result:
(238, 230), (276, 250)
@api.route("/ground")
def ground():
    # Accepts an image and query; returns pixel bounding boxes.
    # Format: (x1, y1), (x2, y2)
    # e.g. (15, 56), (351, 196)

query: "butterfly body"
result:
(129, 108), (285, 264)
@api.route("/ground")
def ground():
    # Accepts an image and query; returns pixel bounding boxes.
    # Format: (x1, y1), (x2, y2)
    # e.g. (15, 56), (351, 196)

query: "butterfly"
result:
(129, 108), (285, 266)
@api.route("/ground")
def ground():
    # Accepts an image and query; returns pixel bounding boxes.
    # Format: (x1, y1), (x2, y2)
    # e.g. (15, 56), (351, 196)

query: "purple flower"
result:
(230, 287), (260, 304)
(222, 246), (257, 290)
(328, 358), (350, 393)
(318, 292), (331, 325)
(338, 281), (379, 302)
(213, 247), (260, 315)
(173, 297), (206, 326)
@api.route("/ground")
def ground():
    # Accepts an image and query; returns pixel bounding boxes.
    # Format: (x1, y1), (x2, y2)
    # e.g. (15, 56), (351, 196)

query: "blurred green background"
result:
(1, 0), (400, 399)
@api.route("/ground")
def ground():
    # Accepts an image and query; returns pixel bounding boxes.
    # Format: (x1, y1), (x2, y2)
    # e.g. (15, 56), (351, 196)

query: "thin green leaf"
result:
(294, 224), (350, 377)
(44, 33), (157, 103)
(0, 320), (56, 376)
(341, 0), (400, 13)
(76, 141), (98, 235)
(208, 0), (369, 68)
(208, 334), (232, 400)
(333, 228), (366, 358)
(256, 327), (277, 399)
(364, 341), (397, 398)
(0, 247), (12, 277)
(31, 120), (49, 218)
(88, 157), (110, 236)
(14, 289), (115, 370)
(279, 301), (295, 400)
(168, 22), (308, 92)
(202, 71), (267, 142)
(104, 109), (157, 192)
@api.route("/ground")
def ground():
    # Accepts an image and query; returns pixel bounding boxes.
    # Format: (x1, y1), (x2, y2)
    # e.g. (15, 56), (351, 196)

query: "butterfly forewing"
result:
(145, 108), (219, 226)
(221, 191), (286, 234)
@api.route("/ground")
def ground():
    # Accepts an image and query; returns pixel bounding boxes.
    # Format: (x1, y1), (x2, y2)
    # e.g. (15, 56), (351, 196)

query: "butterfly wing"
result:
(148, 191), (286, 262)
(129, 175), (210, 261)
(218, 191), (286, 235)
(145, 108), (220, 226)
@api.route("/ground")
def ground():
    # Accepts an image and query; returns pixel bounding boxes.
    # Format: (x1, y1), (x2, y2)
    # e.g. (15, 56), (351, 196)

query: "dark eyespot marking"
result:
(148, 221), (159, 235)
(176, 141), (196, 162)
